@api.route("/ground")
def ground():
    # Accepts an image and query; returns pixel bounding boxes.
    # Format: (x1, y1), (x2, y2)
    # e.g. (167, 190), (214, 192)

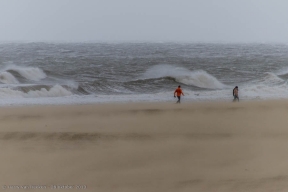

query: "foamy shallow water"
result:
(1, 89), (288, 107)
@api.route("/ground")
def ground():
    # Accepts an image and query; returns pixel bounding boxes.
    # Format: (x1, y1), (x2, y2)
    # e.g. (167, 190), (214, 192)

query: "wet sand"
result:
(1, 100), (288, 192)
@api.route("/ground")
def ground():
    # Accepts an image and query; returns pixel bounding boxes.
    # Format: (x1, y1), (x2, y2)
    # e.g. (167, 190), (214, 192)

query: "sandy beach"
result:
(1, 100), (288, 191)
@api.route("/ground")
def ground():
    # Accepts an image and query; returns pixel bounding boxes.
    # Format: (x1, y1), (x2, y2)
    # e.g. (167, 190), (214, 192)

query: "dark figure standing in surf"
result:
(174, 85), (184, 103)
(233, 86), (239, 102)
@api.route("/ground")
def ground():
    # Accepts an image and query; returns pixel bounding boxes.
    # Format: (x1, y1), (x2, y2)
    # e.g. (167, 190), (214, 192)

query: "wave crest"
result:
(25, 84), (72, 98)
(142, 64), (225, 89)
(9, 67), (47, 81)
(0, 72), (19, 84)
(257, 72), (285, 85)
(0, 85), (72, 98)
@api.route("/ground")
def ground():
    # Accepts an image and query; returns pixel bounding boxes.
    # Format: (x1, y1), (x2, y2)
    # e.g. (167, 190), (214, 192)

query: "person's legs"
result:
(233, 95), (239, 102)
(177, 96), (181, 103)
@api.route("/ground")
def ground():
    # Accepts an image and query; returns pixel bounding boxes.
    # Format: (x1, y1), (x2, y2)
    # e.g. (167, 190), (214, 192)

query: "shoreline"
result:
(0, 96), (287, 108)
(0, 95), (285, 106)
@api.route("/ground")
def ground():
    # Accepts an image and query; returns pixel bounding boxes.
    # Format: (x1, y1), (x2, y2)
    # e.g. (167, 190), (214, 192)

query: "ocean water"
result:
(0, 42), (288, 105)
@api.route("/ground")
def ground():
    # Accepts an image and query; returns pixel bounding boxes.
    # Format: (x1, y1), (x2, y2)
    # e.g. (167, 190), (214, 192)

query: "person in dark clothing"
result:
(233, 86), (239, 102)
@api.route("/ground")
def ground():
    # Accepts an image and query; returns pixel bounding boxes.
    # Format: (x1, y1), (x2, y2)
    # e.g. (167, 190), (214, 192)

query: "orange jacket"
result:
(174, 88), (184, 96)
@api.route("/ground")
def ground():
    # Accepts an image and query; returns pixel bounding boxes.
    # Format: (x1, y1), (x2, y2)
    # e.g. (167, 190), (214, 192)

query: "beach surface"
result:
(1, 100), (288, 192)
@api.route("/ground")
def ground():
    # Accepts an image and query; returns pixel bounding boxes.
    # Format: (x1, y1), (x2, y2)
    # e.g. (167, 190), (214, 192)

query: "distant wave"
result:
(25, 84), (72, 97)
(276, 67), (288, 76)
(263, 72), (285, 84)
(0, 72), (19, 84)
(0, 85), (72, 98)
(252, 72), (285, 86)
(142, 64), (226, 89)
(0, 65), (47, 84)
(5, 65), (47, 81)
(275, 67), (288, 81)
(0, 65), (74, 98)
(125, 77), (175, 84)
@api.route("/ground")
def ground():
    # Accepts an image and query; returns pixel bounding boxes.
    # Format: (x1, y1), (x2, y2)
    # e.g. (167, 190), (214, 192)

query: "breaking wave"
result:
(5, 65), (47, 81)
(142, 64), (225, 89)
(0, 72), (19, 84)
(276, 67), (288, 76)
(263, 72), (285, 84)
(0, 85), (72, 98)
(0, 65), (74, 99)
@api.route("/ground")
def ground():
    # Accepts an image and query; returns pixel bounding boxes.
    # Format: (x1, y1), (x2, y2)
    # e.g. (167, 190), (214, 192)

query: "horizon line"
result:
(0, 40), (288, 45)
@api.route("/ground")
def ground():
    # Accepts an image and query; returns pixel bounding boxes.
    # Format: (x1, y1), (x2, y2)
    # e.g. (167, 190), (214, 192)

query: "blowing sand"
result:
(1, 100), (288, 192)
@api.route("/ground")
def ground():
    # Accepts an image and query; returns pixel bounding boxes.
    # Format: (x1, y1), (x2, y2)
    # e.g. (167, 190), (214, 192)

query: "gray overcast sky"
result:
(0, 0), (288, 43)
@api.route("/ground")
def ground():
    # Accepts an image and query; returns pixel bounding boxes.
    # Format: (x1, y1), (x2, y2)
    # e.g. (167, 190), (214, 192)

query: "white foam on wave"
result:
(0, 72), (19, 84)
(143, 64), (225, 89)
(4, 65), (47, 81)
(14, 67), (46, 81)
(258, 72), (285, 85)
(237, 72), (288, 99)
(240, 82), (288, 99)
(0, 85), (72, 99)
(53, 78), (79, 89)
(25, 84), (72, 98)
(276, 67), (288, 76)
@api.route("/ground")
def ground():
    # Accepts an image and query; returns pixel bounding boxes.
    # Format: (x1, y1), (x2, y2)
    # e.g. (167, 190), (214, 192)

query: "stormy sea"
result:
(0, 42), (287, 105)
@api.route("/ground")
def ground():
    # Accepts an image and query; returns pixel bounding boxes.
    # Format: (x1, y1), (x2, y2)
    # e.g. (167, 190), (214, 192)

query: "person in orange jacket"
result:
(174, 85), (184, 103)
